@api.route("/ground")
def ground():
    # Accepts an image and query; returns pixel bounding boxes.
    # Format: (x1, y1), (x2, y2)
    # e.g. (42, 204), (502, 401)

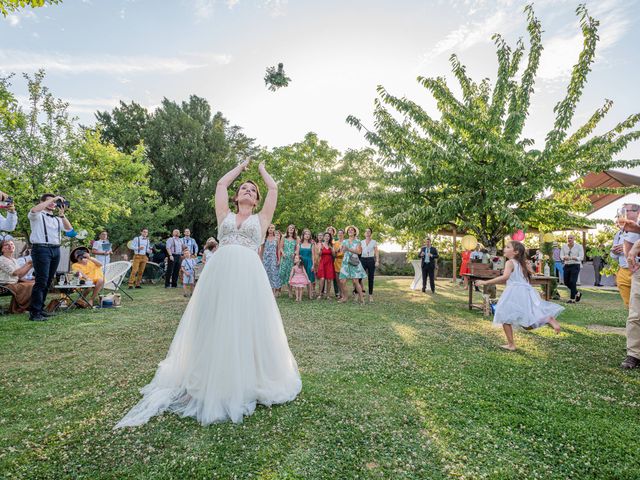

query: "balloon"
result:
(542, 233), (555, 243)
(512, 230), (525, 241)
(461, 235), (478, 251)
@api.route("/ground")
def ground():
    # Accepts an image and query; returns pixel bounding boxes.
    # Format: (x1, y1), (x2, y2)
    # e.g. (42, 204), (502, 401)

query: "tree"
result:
(0, 0), (61, 16)
(252, 133), (386, 235)
(144, 95), (256, 241)
(347, 5), (640, 249)
(95, 101), (149, 155)
(0, 71), (170, 248)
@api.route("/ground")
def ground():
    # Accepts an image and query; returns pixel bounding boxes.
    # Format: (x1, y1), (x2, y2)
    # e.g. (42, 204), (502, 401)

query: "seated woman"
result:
(0, 240), (35, 314)
(71, 250), (105, 306)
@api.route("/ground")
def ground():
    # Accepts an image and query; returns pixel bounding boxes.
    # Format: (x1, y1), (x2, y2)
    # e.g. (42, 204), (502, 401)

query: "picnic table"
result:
(462, 273), (556, 312)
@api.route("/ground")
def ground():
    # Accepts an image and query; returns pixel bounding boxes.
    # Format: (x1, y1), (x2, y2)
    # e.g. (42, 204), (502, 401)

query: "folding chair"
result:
(103, 261), (133, 300)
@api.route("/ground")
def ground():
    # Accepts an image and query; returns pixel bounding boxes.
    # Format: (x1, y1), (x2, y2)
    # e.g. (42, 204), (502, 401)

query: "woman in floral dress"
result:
(279, 224), (298, 298)
(339, 226), (366, 305)
(260, 224), (281, 296)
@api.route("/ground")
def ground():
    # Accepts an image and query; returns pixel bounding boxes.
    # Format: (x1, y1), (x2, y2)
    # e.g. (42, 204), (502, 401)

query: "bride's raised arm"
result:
(215, 159), (250, 224)
(257, 162), (278, 230)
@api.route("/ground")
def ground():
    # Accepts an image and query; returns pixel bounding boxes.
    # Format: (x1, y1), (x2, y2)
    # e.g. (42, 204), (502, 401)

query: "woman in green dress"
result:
(279, 224), (298, 299)
(339, 225), (366, 305)
(298, 228), (316, 299)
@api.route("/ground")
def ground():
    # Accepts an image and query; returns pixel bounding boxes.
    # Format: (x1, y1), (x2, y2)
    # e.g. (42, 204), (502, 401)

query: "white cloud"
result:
(227, 0), (240, 8)
(7, 15), (20, 27)
(422, 10), (515, 63)
(0, 51), (232, 75)
(538, 0), (632, 81)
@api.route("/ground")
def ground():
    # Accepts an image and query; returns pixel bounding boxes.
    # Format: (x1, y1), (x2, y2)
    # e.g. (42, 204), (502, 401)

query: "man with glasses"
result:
(618, 203), (640, 369)
(611, 203), (640, 306)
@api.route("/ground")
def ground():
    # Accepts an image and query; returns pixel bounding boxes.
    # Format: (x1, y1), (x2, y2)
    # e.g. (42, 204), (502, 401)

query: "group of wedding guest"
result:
(259, 224), (380, 304)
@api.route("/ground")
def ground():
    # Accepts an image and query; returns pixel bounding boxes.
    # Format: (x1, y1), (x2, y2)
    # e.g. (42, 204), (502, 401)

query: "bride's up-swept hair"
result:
(233, 180), (261, 210)
(509, 240), (532, 283)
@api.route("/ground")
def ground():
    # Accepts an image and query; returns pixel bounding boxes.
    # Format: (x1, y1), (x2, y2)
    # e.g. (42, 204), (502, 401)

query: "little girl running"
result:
(476, 240), (563, 351)
(289, 254), (310, 302)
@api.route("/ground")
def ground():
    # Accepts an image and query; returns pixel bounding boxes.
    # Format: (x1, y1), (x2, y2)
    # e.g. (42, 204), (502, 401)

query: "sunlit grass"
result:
(0, 277), (636, 479)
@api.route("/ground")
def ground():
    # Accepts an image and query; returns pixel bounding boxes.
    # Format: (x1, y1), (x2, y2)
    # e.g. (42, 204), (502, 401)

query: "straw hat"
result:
(344, 225), (359, 237)
(325, 226), (337, 236)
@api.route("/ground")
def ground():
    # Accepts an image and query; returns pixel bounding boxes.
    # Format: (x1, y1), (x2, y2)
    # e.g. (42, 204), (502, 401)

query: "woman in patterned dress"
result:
(339, 226), (366, 305)
(279, 225), (298, 298)
(260, 224), (282, 296)
(333, 228), (345, 299)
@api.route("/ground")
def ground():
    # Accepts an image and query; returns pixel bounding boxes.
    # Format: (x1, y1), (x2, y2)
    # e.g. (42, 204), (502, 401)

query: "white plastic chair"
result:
(103, 260), (133, 300)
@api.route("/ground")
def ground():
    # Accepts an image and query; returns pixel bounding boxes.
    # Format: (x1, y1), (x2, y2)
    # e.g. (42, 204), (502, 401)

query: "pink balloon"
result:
(512, 229), (525, 241)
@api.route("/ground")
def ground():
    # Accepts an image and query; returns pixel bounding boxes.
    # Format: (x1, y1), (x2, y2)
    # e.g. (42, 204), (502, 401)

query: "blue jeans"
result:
(554, 261), (564, 281)
(30, 244), (61, 316)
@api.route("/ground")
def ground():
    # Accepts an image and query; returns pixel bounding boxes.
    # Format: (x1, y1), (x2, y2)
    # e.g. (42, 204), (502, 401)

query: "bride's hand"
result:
(258, 161), (266, 172)
(240, 158), (251, 170)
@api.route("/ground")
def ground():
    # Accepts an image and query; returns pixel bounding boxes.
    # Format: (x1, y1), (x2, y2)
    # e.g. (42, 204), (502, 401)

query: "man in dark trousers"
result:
(419, 237), (439, 293)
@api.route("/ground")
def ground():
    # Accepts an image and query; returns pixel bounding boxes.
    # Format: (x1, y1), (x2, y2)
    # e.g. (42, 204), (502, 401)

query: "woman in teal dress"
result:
(339, 225), (366, 305)
(299, 228), (316, 299)
(279, 224), (298, 298)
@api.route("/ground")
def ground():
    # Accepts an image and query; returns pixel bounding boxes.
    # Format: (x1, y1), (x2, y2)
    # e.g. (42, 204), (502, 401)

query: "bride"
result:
(116, 159), (302, 427)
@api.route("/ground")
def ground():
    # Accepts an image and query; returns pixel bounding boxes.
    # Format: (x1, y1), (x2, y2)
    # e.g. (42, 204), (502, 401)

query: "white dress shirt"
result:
(361, 239), (377, 258)
(611, 230), (628, 268)
(182, 237), (198, 255)
(92, 239), (112, 265)
(560, 243), (584, 265)
(166, 237), (184, 255)
(28, 210), (70, 245)
(131, 236), (152, 255)
(0, 210), (17, 232)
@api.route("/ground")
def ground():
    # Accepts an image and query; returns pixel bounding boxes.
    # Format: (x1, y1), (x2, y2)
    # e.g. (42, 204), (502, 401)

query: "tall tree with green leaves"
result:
(249, 133), (385, 235)
(144, 95), (256, 241)
(347, 4), (640, 249)
(95, 101), (150, 155)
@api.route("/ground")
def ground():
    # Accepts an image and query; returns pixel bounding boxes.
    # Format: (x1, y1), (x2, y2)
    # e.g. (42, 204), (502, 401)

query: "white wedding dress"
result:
(115, 212), (302, 428)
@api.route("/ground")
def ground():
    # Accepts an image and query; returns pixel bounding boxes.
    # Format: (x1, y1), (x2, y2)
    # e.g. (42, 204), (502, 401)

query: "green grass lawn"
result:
(1, 278), (638, 479)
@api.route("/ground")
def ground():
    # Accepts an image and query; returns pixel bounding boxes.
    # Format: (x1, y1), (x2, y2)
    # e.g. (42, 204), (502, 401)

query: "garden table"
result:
(53, 284), (94, 311)
(462, 273), (555, 311)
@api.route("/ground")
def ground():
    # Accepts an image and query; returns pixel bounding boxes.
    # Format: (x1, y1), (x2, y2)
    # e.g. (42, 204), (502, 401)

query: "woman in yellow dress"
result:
(333, 228), (345, 299)
(71, 250), (105, 306)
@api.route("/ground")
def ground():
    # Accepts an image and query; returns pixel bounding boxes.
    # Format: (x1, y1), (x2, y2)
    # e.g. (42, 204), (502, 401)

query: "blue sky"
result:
(1, 0), (640, 220)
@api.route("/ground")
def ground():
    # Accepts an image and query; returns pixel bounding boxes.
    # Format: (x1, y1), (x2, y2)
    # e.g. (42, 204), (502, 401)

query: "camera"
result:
(55, 198), (70, 209)
(0, 196), (14, 209)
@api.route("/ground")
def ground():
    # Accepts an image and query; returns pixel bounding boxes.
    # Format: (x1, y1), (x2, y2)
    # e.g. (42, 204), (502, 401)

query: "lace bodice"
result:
(218, 212), (262, 251)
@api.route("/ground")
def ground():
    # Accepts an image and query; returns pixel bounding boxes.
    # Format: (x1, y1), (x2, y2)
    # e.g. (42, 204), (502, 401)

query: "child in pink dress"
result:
(289, 254), (310, 302)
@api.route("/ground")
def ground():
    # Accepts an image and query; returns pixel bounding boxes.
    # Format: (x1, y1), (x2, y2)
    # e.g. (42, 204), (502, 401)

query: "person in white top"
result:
(128, 228), (152, 289)
(28, 193), (74, 321)
(91, 231), (113, 269)
(0, 190), (17, 233)
(360, 228), (380, 303)
(560, 234), (584, 303)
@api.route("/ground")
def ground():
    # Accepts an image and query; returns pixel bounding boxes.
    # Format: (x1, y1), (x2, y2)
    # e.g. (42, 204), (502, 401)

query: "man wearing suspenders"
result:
(182, 228), (198, 256)
(28, 194), (74, 321)
(128, 228), (152, 289)
(165, 229), (184, 288)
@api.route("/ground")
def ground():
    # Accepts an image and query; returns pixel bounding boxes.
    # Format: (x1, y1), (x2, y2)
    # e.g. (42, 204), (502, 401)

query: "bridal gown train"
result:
(115, 212), (302, 427)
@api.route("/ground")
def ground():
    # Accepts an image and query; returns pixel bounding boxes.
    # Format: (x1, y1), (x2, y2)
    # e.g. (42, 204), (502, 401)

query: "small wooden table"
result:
(462, 273), (555, 311)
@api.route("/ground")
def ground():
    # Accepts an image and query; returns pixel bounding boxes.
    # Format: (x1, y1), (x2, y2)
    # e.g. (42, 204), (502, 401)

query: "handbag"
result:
(348, 253), (361, 267)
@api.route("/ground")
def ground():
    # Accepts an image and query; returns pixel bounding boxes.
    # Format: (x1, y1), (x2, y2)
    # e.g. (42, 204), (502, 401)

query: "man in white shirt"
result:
(0, 190), (17, 233)
(91, 230), (113, 269)
(28, 194), (74, 321)
(165, 229), (184, 288)
(128, 228), (152, 289)
(182, 228), (198, 256)
(560, 234), (584, 303)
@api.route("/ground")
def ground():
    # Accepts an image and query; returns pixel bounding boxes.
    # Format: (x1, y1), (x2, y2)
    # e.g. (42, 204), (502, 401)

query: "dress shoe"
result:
(135, 286), (142, 289)
(421, 288), (426, 293)
(41, 311), (56, 317)
(29, 315), (48, 322)
(621, 355), (640, 369)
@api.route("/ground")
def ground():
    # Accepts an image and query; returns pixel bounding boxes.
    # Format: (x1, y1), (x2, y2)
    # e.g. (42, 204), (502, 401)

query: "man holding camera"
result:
(28, 194), (74, 321)
(0, 190), (18, 235)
